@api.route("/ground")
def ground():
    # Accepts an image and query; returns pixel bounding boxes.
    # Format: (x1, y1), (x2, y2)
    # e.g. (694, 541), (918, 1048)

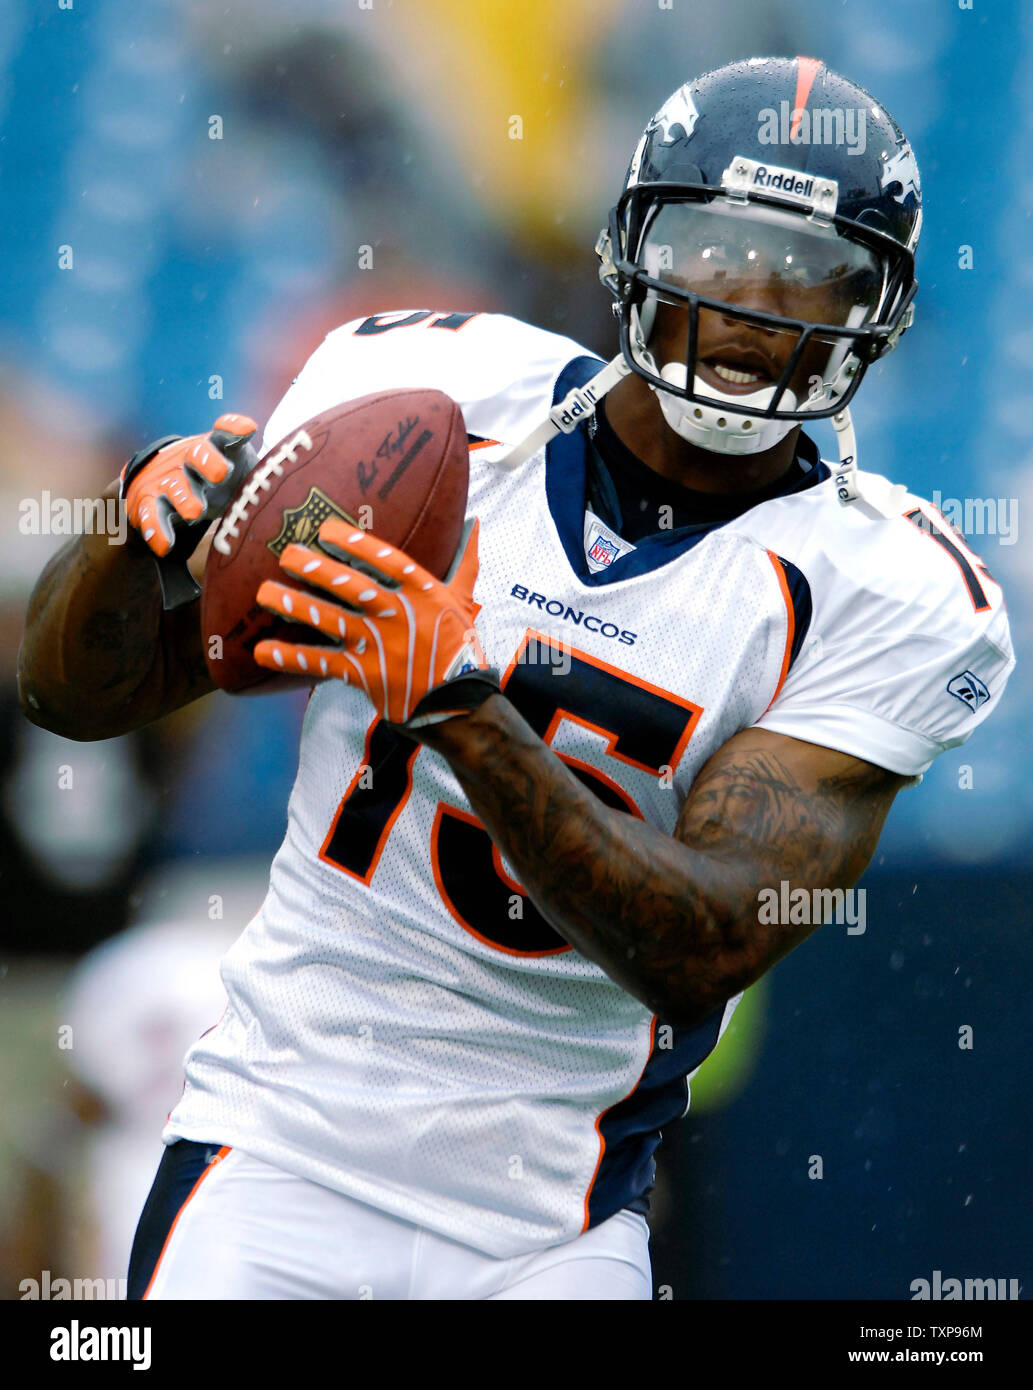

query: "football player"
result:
(19, 58), (1013, 1300)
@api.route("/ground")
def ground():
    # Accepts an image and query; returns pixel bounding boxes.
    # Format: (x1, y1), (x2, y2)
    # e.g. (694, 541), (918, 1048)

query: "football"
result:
(201, 388), (470, 693)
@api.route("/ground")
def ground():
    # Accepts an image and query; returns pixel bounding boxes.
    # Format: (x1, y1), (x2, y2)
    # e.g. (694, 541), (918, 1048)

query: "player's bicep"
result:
(677, 726), (910, 883)
(672, 727), (911, 986)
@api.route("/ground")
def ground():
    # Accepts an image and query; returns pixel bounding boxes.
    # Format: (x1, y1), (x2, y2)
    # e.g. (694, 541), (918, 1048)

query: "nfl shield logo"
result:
(588, 532), (620, 567)
(268, 486), (357, 558)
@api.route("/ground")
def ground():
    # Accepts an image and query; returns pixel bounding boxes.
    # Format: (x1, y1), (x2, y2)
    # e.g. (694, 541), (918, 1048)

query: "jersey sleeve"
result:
(753, 529), (1015, 776)
(258, 310), (593, 457)
(259, 318), (367, 456)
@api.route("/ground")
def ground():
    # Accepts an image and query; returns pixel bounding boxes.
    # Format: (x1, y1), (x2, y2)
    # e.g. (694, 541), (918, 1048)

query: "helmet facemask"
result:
(606, 187), (916, 456)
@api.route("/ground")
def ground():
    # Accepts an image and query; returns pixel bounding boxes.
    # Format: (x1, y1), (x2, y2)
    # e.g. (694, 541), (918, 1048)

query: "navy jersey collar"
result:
(544, 354), (830, 586)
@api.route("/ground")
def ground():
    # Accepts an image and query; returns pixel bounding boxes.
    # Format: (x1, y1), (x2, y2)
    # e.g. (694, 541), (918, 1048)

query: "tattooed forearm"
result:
(424, 697), (702, 1014)
(421, 706), (908, 1024)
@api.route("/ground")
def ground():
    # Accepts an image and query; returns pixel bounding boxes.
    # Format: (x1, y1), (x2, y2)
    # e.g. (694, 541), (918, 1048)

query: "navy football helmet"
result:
(596, 56), (922, 459)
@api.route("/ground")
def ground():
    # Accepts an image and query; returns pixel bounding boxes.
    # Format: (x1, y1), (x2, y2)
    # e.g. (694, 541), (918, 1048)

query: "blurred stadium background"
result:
(1, 0), (1029, 1300)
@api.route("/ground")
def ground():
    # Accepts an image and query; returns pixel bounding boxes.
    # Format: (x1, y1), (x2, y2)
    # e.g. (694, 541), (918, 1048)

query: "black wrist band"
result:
(403, 669), (501, 725)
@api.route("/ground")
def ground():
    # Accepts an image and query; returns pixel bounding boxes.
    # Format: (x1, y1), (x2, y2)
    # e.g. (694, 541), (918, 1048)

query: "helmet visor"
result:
(635, 198), (889, 415)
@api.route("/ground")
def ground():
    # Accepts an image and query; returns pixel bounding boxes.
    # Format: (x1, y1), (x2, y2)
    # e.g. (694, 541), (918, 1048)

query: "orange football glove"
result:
(120, 412), (258, 559)
(253, 518), (499, 730)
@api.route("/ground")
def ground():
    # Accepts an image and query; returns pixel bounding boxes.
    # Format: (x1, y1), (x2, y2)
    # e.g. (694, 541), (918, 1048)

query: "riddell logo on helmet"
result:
(758, 102), (867, 156)
(751, 167), (820, 198)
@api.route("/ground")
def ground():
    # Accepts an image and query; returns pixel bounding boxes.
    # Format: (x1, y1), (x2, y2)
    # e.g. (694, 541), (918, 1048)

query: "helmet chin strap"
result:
(831, 405), (859, 499)
(497, 345), (906, 520)
(497, 355), (631, 470)
(830, 404), (907, 520)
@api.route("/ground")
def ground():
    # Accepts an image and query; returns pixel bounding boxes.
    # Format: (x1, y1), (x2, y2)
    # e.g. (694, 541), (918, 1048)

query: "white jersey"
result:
(166, 311), (1014, 1257)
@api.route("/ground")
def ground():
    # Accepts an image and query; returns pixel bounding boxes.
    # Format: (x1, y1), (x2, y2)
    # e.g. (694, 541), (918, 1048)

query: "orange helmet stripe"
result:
(790, 55), (824, 140)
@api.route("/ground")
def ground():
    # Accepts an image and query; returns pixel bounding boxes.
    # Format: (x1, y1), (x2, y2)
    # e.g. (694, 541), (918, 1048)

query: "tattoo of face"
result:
(677, 745), (903, 882)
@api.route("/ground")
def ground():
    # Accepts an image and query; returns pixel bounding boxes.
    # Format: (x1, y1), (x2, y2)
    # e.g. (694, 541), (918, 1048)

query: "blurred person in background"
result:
(2, 865), (257, 1298)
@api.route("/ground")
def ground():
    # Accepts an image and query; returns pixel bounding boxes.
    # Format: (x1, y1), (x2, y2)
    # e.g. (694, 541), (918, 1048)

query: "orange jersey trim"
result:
(142, 1145), (232, 1299)
(763, 551), (795, 713)
(582, 1016), (659, 1232)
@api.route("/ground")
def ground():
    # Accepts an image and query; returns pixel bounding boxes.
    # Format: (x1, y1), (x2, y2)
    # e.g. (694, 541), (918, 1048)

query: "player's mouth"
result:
(698, 351), (778, 395)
